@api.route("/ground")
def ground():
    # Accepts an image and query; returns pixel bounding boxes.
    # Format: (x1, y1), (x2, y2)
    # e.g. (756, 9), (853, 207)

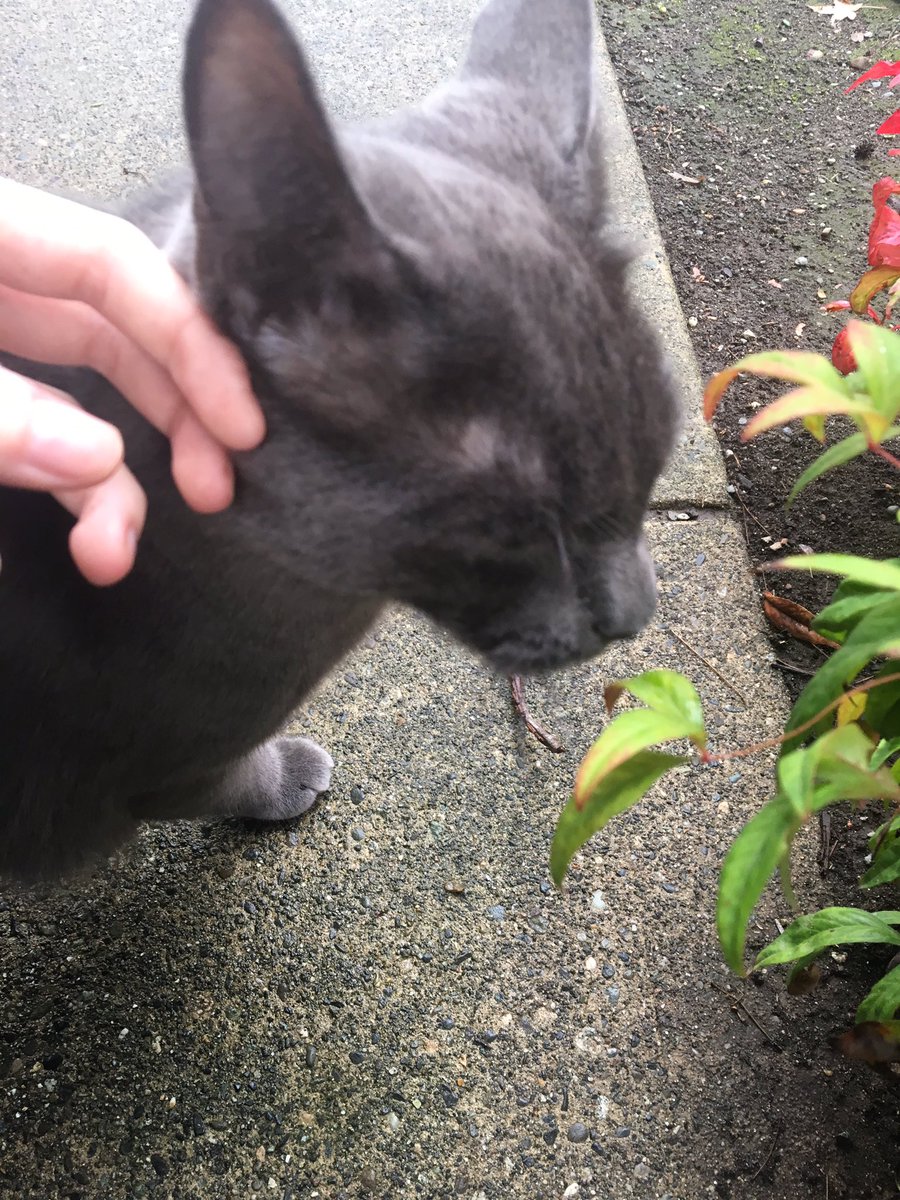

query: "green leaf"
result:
(870, 736), (900, 770)
(754, 907), (900, 968)
(784, 595), (900, 744)
(845, 322), (900, 424)
(869, 811), (900, 846)
(743, 388), (878, 440)
(550, 751), (687, 886)
(864, 662), (900, 739)
(861, 835), (900, 888)
(774, 554), (900, 593)
(617, 669), (705, 728)
(703, 349), (852, 422)
(857, 966), (900, 1023)
(717, 795), (797, 975)
(787, 432), (885, 506)
(814, 589), (897, 640)
(574, 670), (705, 807)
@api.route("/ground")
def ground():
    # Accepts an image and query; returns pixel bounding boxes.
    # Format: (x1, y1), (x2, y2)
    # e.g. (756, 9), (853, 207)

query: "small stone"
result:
(602, 964), (615, 979)
(563, 1186), (580, 1199)
(305, 1045), (317, 1070)
(351, 827), (366, 843)
(150, 1155), (169, 1178)
(820, 227), (832, 239)
(687, 315), (698, 328)
(695, 552), (706, 566)
(584, 956), (597, 972)
(607, 987), (620, 1005)
(388, 1112), (400, 1132)
(590, 889), (607, 912)
(345, 671), (361, 687)
(487, 905), (506, 921)
(349, 1050), (365, 1065)
(444, 880), (466, 895)
(438, 1017), (454, 1030)
(567, 1122), (589, 1144)
(806, 49), (823, 61)
(359, 1167), (377, 1192)
(242, 847), (259, 862)
(794, 255), (809, 267)
(350, 786), (364, 805)
(850, 55), (869, 72)
(661, 882), (676, 894)
(634, 1162), (651, 1181)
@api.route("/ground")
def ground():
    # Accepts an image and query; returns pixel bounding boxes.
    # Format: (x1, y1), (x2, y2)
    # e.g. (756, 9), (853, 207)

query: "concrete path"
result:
(0, 3), (802, 1198)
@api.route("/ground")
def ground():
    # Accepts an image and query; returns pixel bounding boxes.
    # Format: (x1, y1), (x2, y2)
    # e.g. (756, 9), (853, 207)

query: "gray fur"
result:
(0, 0), (678, 881)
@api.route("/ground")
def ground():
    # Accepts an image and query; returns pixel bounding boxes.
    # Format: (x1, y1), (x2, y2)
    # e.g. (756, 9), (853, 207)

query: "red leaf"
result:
(876, 110), (900, 137)
(873, 177), (900, 209)
(869, 190), (900, 268)
(831, 326), (858, 375)
(845, 61), (900, 93)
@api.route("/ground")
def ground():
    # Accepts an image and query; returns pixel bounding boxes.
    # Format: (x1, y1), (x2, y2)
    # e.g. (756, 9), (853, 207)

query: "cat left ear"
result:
(461, 0), (596, 160)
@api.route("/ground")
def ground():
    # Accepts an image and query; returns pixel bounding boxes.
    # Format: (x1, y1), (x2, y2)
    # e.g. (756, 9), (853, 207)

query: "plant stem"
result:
(868, 439), (900, 471)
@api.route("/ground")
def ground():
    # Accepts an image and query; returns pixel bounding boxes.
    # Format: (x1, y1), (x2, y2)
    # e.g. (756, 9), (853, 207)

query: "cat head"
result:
(183, 0), (679, 673)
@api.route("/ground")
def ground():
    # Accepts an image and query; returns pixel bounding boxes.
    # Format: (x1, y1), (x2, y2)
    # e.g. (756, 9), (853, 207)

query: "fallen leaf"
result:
(668, 171), (702, 184)
(762, 592), (841, 651)
(809, 2), (885, 26)
(832, 1021), (900, 1067)
(795, 322), (807, 338)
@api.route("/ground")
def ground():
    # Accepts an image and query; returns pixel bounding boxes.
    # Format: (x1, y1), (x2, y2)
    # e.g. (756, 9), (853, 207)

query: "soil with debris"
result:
(602, 2), (900, 1198)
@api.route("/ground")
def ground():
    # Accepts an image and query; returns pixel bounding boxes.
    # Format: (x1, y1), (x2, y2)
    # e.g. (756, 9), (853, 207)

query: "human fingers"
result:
(0, 363), (123, 491)
(0, 178), (265, 452)
(0, 282), (234, 512)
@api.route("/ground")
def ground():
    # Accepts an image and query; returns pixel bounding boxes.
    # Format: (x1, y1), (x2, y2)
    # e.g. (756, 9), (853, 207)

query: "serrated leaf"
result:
(784, 596), (900, 743)
(814, 588), (897, 638)
(773, 554), (900, 592)
(857, 965), (900, 1023)
(703, 350), (852, 422)
(754, 907), (900, 968)
(861, 835), (900, 888)
(864, 662), (900, 738)
(550, 751), (687, 885)
(573, 670), (705, 809)
(851, 266), (900, 313)
(870, 738), (900, 770)
(845, 322), (900, 423)
(788, 428), (900, 505)
(717, 795), (797, 975)
(742, 387), (877, 441)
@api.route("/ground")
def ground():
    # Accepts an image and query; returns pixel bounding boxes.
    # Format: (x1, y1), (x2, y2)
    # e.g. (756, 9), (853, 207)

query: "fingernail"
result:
(29, 402), (123, 480)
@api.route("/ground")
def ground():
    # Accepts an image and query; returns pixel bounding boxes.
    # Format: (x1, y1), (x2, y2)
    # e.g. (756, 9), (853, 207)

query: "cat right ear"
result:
(183, 0), (384, 321)
(461, 0), (596, 160)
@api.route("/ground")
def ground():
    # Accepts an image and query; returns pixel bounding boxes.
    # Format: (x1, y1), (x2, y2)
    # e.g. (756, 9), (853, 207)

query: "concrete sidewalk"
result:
(0, 3), (801, 1198)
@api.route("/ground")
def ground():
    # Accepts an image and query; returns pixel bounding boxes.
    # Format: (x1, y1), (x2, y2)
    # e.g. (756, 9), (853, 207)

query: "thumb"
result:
(0, 364), (124, 492)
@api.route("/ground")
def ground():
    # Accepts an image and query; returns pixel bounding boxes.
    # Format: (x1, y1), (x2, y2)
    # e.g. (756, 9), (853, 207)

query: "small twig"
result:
(665, 626), (747, 705)
(509, 675), (564, 753)
(772, 657), (818, 677)
(709, 981), (784, 1051)
(750, 1123), (782, 1182)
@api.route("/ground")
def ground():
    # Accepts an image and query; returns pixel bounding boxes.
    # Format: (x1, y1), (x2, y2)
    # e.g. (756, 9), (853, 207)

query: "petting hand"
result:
(0, 177), (265, 586)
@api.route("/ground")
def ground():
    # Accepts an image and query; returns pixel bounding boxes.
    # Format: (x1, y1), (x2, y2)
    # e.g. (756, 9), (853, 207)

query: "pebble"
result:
(487, 905), (506, 921)
(567, 1122), (589, 1144)
(150, 1155), (169, 1178)
(563, 1185), (580, 1199)
(661, 882), (676, 894)
(607, 987), (620, 1005)
(794, 255), (809, 267)
(388, 1113), (400, 1132)
(590, 889), (607, 912)
(350, 786), (364, 805)
(806, 49), (823, 61)
(350, 827), (365, 843)
(305, 1046), (317, 1070)
(634, 1162), (651, 1181)
(444, 880), (466, 895)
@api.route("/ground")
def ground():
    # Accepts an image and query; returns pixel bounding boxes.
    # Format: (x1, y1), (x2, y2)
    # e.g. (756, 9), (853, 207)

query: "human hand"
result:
(0, 178), (265, 585)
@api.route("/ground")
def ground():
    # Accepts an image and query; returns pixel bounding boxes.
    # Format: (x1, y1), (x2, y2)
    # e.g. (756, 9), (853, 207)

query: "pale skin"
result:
(0, 178), (265, 586)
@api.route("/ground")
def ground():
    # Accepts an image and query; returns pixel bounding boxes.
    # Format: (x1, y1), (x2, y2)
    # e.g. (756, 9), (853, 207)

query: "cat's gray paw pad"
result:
(276, 735), (333, 818)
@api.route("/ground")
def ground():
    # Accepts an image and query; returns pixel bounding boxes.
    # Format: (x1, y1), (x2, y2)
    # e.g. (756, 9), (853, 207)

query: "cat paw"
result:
(271, 735), (333, 820)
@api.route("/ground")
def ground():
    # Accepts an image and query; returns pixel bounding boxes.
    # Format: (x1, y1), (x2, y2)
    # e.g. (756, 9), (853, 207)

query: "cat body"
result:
(0, 0), (678, 880)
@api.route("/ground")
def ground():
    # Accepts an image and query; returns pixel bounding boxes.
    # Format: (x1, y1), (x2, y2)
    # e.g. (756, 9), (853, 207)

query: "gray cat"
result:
(0, 0), (678, 881)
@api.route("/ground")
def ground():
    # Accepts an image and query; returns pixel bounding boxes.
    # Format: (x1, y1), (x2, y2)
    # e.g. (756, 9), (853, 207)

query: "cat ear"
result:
(183, 0), (382, 318)
(461, 0), (595, 159)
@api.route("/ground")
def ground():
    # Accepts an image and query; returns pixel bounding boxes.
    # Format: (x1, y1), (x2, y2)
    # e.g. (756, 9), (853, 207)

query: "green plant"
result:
(549, 74), (900, 1071)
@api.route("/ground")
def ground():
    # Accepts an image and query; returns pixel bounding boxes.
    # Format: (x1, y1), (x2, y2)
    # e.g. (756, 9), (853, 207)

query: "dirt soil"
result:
(601, 1), (900, 1196)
